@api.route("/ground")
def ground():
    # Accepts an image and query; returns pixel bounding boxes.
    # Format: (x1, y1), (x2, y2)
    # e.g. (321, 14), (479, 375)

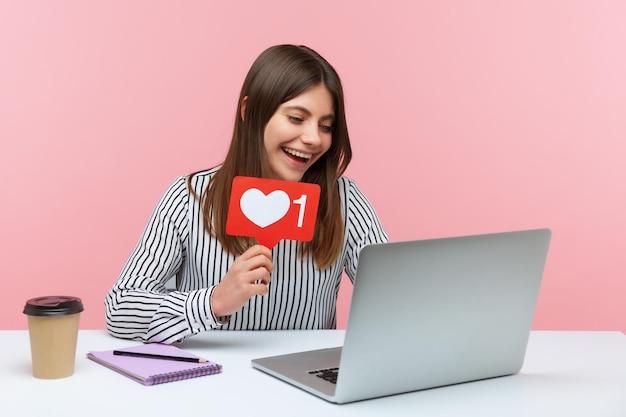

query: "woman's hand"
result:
(211, 245), (273, 318)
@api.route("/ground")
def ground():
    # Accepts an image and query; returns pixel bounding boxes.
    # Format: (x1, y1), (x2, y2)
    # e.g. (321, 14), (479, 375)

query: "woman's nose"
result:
(300, 123), (321, 145)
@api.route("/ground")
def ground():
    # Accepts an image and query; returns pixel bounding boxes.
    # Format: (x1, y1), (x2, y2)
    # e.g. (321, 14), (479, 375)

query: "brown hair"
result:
(189, 44), (352, 268)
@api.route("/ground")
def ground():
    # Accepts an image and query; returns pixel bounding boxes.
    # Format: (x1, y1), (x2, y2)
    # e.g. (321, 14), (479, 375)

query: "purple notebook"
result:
(87, 343), (222, 386)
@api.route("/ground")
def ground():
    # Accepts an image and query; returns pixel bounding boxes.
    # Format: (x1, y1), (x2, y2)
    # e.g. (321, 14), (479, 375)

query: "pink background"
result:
(1, 1), (624, 331)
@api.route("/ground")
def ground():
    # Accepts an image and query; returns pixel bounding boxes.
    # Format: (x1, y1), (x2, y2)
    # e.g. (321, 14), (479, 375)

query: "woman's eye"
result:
(288, 116), (304, 123)
(320, 125), (334, 133)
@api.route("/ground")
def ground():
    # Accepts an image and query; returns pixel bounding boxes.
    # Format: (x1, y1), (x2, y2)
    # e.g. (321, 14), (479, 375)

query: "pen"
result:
(113, 350), (208, 363)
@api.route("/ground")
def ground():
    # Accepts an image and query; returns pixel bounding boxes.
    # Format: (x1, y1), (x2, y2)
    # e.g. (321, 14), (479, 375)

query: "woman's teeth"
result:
(283, 148), (312, 160)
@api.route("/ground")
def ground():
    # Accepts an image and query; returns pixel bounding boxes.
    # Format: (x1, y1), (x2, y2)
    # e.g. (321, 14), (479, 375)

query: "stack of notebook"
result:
(87, 343), (222, 386)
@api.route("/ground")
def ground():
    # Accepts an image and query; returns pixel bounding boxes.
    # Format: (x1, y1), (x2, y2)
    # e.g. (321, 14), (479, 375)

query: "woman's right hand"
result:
(210, 244), (274, 318)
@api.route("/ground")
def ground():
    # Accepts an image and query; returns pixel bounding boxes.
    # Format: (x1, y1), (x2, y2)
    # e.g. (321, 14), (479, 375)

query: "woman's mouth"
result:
(282, 147), (312, 163)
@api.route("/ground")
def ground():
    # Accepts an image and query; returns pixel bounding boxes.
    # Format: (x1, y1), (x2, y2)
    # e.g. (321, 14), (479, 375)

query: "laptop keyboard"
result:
(308, 367), (339, 384)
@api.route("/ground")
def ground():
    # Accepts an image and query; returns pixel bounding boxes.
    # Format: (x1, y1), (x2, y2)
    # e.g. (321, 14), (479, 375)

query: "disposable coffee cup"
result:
(23, 296), (84, 379)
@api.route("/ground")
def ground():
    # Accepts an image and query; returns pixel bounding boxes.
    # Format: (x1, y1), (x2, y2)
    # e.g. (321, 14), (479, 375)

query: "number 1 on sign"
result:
(293, 194), (307, 228)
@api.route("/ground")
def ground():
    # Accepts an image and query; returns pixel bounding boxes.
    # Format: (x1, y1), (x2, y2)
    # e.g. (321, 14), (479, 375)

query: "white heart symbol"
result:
(240, 188), (290, 228)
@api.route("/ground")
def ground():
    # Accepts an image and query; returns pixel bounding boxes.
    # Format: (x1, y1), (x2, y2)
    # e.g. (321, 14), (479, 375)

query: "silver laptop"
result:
(252, 229), (551, 404)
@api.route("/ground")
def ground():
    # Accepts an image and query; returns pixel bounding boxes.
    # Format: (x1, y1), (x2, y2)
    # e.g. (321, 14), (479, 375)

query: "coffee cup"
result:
(23, 296), (84, 379)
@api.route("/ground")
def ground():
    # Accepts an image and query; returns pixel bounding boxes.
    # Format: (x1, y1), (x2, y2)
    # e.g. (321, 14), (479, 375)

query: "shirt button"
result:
(192, 322), (201, 332)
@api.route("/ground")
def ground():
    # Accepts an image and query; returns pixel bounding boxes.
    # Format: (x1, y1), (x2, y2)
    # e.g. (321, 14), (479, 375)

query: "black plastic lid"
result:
(23, 296), (84, 317)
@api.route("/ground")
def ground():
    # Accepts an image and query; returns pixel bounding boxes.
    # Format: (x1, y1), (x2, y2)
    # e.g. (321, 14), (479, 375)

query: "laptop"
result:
(251, 228), (551, 404)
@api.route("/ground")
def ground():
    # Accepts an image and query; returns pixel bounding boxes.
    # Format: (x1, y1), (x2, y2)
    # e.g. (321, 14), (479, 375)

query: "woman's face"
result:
(263, 84), (334, 182)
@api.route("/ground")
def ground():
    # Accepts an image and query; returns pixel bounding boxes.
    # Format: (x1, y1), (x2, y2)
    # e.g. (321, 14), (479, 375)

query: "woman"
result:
(105, 45), (388, 343)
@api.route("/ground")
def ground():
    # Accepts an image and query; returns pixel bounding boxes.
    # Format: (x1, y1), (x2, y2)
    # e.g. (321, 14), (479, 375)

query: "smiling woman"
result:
(104, 45), (388, 344)
(263, 84), (335, 182)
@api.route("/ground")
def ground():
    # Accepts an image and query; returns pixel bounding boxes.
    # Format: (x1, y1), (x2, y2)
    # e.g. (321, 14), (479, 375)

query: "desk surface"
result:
(2, 330), (625, 417)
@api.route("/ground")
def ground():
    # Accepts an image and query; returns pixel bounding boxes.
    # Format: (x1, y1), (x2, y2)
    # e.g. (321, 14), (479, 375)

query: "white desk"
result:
(2, 330), (625, 416)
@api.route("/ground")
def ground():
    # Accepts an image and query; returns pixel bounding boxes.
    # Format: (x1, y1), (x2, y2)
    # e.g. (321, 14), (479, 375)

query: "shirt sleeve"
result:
(341, 178), (389, 281)
(104, 177), (223, 344)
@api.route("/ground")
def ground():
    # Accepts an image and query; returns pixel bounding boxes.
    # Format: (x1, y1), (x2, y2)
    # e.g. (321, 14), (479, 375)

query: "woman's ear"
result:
(240, 96), (248, 121)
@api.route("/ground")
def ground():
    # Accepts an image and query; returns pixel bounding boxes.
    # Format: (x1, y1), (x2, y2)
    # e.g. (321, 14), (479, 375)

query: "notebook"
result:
(87, 343), (222, 385)
(252, 228), (551, 403)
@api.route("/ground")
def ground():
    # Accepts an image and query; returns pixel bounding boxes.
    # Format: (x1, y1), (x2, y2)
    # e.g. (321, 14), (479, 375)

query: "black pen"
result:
(113, 350), (208, 363)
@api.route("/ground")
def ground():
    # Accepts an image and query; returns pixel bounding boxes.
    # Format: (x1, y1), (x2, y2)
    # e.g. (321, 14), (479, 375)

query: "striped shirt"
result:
(105, 167), (388, 343)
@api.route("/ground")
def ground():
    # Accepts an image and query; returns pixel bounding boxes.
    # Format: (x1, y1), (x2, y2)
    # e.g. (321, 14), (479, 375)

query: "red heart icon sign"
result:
(226, 176), (321, 249)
